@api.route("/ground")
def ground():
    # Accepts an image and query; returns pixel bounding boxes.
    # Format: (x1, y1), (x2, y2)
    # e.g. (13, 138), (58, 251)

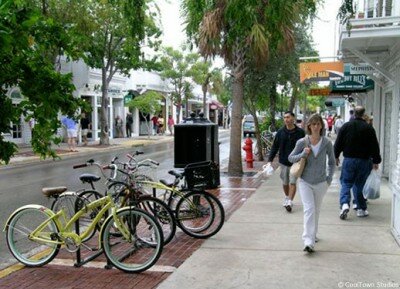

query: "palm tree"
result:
(182, 0), (317, 175)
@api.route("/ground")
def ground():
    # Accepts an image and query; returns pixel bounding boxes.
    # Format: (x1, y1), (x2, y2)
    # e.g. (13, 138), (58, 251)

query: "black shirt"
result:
(81, 118), (90, 130)
(334, 117), (381, 164)
(268, 126), (305, 166)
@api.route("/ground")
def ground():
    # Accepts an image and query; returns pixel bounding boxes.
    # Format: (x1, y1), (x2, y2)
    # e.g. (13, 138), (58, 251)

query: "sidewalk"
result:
(7, 134), (174, 165)
(158, 169), (400, 289)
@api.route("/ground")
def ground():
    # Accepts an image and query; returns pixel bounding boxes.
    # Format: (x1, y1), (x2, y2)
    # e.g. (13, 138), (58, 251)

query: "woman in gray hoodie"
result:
(289, 114), (335, 253)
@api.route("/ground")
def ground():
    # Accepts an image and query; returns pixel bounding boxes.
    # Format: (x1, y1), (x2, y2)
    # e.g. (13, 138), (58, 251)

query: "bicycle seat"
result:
(168, 170), (183, 179)
(79, 173), (101, 183)
(42, 186), (68, 197)
(160, 179), (174, 187)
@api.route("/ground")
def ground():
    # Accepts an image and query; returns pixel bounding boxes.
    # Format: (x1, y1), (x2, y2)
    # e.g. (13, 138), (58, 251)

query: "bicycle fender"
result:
(3, 205), (57, 232)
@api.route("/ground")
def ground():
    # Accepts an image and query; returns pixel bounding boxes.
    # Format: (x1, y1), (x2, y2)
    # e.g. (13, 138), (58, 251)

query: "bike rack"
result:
(73, 199), (113, 269)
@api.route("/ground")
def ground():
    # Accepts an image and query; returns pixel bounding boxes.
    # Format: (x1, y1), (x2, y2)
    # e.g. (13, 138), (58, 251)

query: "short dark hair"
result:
(354, 106), (365, 118)
(284, 111), (295, 117)
(349, 110), (354, 115)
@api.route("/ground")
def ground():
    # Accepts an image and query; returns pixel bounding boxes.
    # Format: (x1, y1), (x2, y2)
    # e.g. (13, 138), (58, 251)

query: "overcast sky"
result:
(158, 0), (342, 59)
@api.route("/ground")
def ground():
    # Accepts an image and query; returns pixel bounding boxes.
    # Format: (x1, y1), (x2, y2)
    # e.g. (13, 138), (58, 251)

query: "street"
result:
(0, 131), (231, 269)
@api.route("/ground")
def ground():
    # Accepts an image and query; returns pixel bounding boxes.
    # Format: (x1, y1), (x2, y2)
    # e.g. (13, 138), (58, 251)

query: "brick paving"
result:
(0, 162), (266, 289)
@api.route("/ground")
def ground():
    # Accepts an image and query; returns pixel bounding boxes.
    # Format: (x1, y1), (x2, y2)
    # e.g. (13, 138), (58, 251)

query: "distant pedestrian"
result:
(327, 115), (333, 136)
(334, 106), (381, 219)
(80, 113), (91, 146)
(267, 111), (305, 212)
(151, 115), (159, 135)
(126, 113), (133, 137)
(61, 116), (78, 152)
(349, 109), (355, 121)
(289, 114), (335, 253)
(334, 115), (344, 134)
(167, 115), (175, 135)
(157, 114), (164, 135)
(115, 115), (124, 138)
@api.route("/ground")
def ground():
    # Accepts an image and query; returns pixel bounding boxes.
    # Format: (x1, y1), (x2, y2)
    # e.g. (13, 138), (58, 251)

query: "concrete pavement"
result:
(158, 168), (400, 289)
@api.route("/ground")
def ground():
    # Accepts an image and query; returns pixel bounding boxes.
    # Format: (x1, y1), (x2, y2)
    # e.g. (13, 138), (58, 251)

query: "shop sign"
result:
(330, 74), (374, 92)
(300, 61), (344, 83)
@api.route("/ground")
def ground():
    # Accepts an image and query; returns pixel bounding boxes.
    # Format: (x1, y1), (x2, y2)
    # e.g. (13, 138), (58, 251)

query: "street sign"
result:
(347, 63), (375, 75)
(330, 74), (374, 92)
(332, 99), (345, 107)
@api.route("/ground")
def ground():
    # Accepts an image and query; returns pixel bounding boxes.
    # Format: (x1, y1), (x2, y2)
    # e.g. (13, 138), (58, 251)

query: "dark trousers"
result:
(339, 157), (372, 210)
(126, 124), (132, 137)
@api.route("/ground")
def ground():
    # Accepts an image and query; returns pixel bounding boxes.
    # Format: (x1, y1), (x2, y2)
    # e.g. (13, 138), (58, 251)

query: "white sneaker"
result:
(340, 203), (350, 220)
(285, 199), (293, 212)
(283, 197), (289, 207)
(357, 209), (369, 217)
(352, 203), (357, 210)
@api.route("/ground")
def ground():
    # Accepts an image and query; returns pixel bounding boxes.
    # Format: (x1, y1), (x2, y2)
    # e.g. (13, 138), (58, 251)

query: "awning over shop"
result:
(209, 99), (224, 110)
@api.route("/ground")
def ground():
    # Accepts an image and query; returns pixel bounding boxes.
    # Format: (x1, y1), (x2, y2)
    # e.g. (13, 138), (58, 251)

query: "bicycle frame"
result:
(19, 195), (131, 249)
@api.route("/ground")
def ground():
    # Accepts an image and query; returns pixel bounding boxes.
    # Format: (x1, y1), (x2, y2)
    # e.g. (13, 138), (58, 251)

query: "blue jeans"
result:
(340, 158), (372, 210)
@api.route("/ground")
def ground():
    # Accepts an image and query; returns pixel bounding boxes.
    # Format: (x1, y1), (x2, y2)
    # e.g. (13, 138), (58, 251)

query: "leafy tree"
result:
(84, 0), (161, 145)
(0, 0), (86, 164)
(128, 91), (162, 137)
(189, 59), (223, 118)
(159, 46), (199, 123)
(182, 0), (317, 175)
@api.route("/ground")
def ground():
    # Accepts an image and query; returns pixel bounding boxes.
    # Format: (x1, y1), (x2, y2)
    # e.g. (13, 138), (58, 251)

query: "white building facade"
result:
(338, 0), (400, 244)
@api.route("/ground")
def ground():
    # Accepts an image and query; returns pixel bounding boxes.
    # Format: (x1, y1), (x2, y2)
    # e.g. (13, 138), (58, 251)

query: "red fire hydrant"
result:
(242, 137), (254, 168)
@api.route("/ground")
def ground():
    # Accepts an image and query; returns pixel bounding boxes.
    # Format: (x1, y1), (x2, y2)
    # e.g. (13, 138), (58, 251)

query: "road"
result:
(0, 131), (231, 269)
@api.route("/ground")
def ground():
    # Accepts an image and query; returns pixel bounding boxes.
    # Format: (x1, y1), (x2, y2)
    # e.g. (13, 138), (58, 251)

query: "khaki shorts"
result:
(82, 129), (89, 136)
(280, 164), (297, 185)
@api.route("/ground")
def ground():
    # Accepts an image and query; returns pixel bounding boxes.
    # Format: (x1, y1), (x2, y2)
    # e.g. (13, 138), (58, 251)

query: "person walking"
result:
(267, 111), (305, 212)
(167, 115), (175, 135)
(115, 115), (124, 138)
(334, 115), (344, 135)
(327, 115), (334, 136)
(61, 116), (78, 152)
(126, 113), (133, 137)
(334, 106), (381, 219)
(288, 114), (335, 253)
(80, 113), (91, 146)
(151, 115), (159, 135)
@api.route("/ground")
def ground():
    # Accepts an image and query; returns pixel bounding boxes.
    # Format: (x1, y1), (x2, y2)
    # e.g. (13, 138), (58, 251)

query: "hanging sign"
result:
(299, 61), (344, 83)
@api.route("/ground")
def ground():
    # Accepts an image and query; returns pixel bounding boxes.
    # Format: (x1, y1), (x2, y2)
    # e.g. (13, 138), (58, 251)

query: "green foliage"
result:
(128, 91), (162, 116)
(0, 0), (86, 163)
(159, 46), (200, 121)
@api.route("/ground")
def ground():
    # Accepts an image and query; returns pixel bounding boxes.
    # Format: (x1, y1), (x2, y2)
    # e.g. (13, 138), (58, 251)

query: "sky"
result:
(157, 0), (343, 60)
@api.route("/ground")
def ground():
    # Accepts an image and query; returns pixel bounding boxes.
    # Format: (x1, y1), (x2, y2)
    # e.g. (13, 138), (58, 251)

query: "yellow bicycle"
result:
(4, 164), (164, 273)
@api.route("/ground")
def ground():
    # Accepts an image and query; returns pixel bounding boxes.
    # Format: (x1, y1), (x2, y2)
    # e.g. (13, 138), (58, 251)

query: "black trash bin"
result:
(174, 113), (220, 187)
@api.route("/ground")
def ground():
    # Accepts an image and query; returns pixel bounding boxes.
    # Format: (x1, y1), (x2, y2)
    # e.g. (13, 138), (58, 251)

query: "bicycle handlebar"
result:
(73, 160), (117, 180)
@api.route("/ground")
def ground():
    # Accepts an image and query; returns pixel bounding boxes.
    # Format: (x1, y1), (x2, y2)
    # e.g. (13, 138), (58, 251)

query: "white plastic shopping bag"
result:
(362, 169), (381, 200)
(262, 163), (274, 177)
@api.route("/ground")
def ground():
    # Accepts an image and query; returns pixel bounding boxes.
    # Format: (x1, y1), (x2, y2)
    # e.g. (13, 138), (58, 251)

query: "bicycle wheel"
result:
(137, 195), (176, 245)
(6, 207), (60, 267)
(101, 208), (163, 273)
(175, 191), (225, 239)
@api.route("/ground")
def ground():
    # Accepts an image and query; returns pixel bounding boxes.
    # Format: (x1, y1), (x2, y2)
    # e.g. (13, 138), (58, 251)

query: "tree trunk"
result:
(252, 112), (264, 161)
(202, 83), (208, 119)
(269, 82), (277, 131)
(288, 81), (298, 112)
(100, 70), (110, 145)
(228, 73), (244, 176)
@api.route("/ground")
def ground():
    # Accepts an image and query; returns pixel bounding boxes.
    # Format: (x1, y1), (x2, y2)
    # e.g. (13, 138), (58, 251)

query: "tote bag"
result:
(290, 137), (309, 178)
